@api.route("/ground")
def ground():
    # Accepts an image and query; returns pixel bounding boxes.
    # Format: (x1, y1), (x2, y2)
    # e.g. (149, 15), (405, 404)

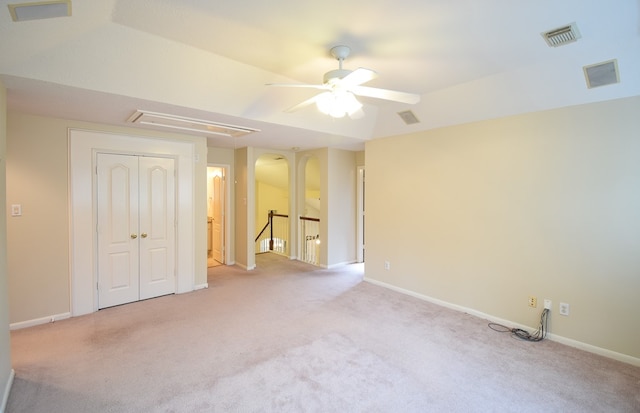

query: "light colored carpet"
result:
(7, 253), (640, 412)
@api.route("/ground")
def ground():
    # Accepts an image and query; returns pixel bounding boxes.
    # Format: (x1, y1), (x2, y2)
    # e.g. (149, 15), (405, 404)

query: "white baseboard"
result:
(543, 332), (640, 367)
(326, 260), (358, 269)
(364, 277), (640, 367)
(9, 312), (71, 331)
(315, 260), (358, 269)
(1, 368), (15, 413)
(194, 283), (209, 290)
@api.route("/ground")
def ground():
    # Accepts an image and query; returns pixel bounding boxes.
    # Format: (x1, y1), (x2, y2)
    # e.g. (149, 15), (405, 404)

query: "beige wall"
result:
(6, 112), (209, 324)
(7, 114), (70, 322)
(296, 148), (357, 267)
(207, 146), (235, 166)
(365, 96), (640, 361)
(234, 147), (250, 269)
(0, 81), (14, 409)
(303, 156), (320, 217)
(256, 181), (289, 233)
(327, 148), (357, 266)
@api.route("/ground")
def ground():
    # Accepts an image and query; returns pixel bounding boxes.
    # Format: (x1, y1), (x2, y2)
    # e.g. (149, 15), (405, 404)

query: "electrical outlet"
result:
(559, 302), (570, 316)
(544, 299), (552, 310)
(528, 296), (537, 308)
(384, 261), (390, 270)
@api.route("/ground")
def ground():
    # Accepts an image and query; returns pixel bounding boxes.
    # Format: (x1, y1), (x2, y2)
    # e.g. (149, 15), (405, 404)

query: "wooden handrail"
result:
(255, 211), (291, 243)
(255, 221), (270, 243)
(255, 213), (319, 248)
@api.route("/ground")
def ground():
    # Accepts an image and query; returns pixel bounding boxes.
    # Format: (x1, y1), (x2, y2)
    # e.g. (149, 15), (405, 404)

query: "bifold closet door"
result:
(96, 153), (176, 309)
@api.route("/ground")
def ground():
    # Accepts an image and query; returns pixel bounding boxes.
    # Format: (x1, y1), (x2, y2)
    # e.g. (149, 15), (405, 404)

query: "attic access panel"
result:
(128, 110), (260, 138)
(8, 0), (71, 22)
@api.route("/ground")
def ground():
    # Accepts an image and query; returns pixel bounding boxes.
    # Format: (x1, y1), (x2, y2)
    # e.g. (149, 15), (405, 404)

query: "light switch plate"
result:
(11, 204), (22, 216)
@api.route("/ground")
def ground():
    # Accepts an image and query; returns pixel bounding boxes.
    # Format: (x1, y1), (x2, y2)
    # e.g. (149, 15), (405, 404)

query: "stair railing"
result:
(255, 210), (289, 255)
(299, 215), (320, 265)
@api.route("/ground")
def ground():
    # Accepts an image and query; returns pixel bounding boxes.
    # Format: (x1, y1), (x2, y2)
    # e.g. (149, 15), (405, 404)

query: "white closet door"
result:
(138, 156), (176, 300)
(97, 154), (176, 309)
(97, 154), (140, 308)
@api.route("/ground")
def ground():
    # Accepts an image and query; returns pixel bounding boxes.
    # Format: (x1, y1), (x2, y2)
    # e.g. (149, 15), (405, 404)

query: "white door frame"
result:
(69, 129), (196, 316)
(357, 166), (365, 263)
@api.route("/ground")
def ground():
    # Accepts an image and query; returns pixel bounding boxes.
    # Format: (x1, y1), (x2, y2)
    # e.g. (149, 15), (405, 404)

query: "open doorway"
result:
(207, 166), (226, 267)
(255, 154), (290, 259)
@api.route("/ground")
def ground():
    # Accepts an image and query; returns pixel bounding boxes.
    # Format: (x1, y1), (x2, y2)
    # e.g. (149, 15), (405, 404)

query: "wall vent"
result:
(397, 110), (420, 125)
(542, 23), (581, 47)
(583, 59), (620, 89)
(127, 110), (260, 138)
(8, 0), (71, 22)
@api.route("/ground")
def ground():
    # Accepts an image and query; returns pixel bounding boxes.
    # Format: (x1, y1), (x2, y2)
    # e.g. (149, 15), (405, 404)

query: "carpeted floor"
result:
(6, 253), (640, 412)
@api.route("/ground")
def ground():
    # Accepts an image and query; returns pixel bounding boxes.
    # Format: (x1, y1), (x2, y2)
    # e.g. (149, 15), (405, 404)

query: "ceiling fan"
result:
(268, 45), (421, 119)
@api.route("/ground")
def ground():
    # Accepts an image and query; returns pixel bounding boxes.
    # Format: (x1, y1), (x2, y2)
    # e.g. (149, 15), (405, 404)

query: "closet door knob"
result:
(141, 233), (148, 238)
(130, 234), (138, 239)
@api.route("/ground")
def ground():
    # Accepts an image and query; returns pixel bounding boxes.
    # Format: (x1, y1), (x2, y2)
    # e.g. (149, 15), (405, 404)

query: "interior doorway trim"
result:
(69, 129), (196, 316)
(357, 166), (365, 263)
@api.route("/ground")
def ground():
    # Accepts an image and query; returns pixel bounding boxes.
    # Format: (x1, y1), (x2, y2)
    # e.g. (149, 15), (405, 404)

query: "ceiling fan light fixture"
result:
(316, 91), (362, 118)
(269, 45), (419, 117)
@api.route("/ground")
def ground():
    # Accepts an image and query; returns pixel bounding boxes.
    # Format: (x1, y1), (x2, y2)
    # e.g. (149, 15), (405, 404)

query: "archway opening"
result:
(255, 153), (290, 257)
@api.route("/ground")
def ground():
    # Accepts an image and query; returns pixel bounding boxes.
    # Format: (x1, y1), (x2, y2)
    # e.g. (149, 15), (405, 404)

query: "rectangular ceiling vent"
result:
(583, 59), (620, 89)
(397, 110), (420, 125)
(128, 110), (260, 138)
(542, 22), (581, 47)
(8, 0), (71, 22)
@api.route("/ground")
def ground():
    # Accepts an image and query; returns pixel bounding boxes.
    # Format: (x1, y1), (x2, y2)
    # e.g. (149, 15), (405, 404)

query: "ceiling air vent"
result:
(128, 110), (260, 138)
(583, 59), (620, 89)
(542, 23), (581, 47)
(8, 0), (71, 22)
(397, 110), (420, 125)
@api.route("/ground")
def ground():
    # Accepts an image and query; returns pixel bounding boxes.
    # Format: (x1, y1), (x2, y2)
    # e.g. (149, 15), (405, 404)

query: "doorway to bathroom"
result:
(207, 165), (227, 267)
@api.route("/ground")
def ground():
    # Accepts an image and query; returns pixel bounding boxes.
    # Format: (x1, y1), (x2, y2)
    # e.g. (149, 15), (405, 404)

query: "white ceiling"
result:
(1, 0), (638, 152)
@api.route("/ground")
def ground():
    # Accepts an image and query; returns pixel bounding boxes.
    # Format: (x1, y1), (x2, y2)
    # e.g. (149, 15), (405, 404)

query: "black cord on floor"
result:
(488, 308), (549, 342)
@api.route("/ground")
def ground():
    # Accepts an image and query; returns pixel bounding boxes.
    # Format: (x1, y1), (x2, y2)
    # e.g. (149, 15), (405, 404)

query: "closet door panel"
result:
(139, 156), (176, 300)
(97, 153), (140, 309)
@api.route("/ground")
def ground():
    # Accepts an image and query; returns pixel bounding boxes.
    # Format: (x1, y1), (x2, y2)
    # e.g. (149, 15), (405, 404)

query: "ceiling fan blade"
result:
(284, 94), (321, 113)
(267, 83), (328, 90)
(339, 68), (377, 88)
(348, 107), (365, 120)
(351, 85), (421, 104)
